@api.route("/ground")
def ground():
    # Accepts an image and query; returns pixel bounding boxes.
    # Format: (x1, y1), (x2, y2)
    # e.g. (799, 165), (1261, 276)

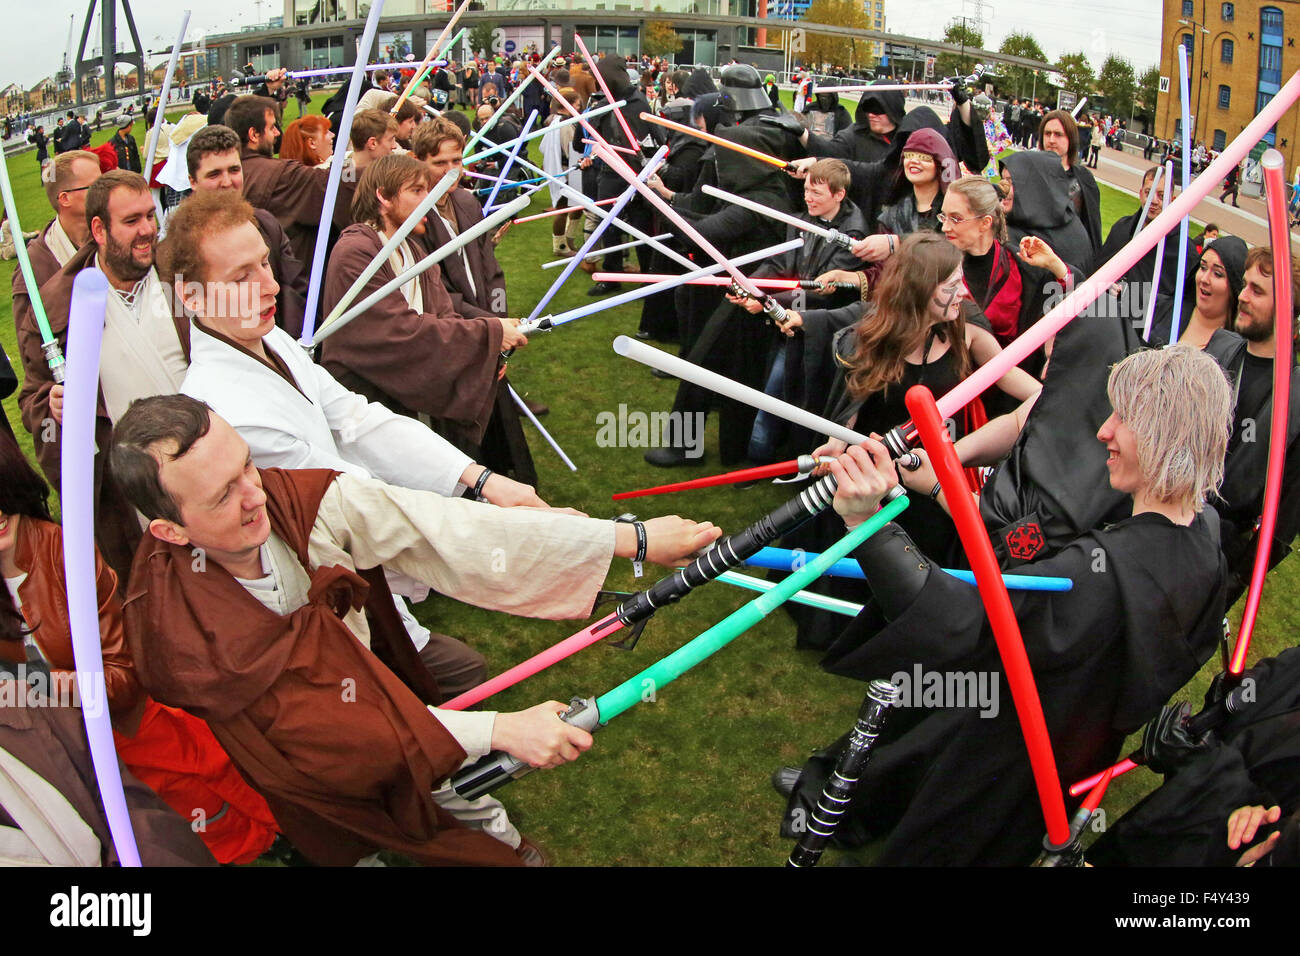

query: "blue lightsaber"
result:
(742, 547), (1073, 591)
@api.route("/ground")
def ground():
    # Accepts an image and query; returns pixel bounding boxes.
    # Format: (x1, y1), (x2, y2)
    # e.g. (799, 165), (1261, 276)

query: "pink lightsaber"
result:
(1230, 148), (1295, 676)
(874, 69), (1300, 454)
(527, 65), (775, 307)
(809, 83), (952, 94)
(574, 32), (642, 154)
(592, 272), (802, 290)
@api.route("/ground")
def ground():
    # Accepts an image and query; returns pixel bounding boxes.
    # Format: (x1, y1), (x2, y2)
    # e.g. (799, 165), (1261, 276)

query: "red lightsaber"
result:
(513, 196), (618, 224)
(1230, 148), (1295, 676)
(906, 384), (1072, 847)
(611, 455), (828, 500)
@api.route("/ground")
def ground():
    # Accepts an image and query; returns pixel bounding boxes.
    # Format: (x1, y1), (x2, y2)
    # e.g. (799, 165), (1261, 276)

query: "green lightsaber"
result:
(451, 492), (908, 799)
(0, 148), (65, 382)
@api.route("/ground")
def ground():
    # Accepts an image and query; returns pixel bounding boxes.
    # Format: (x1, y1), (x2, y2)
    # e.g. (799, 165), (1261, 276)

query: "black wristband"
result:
(633, 520), (648, 563)
(929, 481), (943, 500)
(472, 467), (493, 501)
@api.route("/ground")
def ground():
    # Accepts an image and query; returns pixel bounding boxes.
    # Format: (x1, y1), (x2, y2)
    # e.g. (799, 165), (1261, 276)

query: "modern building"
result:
(1156, 0), (1300, 174)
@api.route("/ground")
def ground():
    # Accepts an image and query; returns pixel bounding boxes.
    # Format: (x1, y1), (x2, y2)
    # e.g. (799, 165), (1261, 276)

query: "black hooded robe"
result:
(782, 510), (1227, 866)
(1001, 150), (1096, 276)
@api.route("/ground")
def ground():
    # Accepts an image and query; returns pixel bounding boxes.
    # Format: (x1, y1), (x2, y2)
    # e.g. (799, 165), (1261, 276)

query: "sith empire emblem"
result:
(1005, 522), (1045, 561)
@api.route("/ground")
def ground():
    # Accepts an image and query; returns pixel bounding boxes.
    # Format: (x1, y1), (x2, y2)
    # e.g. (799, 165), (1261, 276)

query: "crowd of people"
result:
(1, 46), (1299, 869)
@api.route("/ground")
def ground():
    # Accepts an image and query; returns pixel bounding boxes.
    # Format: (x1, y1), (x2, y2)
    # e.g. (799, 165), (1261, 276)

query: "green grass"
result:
(3, 91), (1293, 866)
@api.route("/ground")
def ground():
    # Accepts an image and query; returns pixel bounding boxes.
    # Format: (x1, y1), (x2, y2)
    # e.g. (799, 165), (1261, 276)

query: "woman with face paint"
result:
(778, 233), (1041, 652)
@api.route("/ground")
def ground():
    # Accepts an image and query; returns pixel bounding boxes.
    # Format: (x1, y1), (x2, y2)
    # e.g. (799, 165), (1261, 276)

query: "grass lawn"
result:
(1, 91), (1293, 867)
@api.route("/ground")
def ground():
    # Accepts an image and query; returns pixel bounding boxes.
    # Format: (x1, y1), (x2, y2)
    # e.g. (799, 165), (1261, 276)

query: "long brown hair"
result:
(841, 233), (970, 400)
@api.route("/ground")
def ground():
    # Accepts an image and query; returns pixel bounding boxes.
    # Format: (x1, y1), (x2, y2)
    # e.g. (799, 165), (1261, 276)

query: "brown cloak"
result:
(239, 147), (355, 274)
(121, 467), (520, 867)
(320, 222), (504, 447)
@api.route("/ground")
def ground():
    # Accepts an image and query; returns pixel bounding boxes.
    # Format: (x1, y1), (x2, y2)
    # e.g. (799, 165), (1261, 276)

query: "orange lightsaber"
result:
(640, 112), (799, 173)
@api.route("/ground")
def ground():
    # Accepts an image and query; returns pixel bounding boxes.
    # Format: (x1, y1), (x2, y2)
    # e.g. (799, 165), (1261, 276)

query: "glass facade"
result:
(303, 35), (344, 68)
(243, 44), (282, 73)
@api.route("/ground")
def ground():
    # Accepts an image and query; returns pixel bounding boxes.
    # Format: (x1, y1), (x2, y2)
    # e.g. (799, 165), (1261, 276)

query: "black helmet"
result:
(718, 63), (772, 113)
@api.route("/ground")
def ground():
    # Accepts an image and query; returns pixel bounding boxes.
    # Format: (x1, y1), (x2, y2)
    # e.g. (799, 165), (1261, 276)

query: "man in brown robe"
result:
(185, 123), (309, 338)
(320, 154), (527, 454)
(110, 394), (721, 865)
(10, 149), (101, 334)
(226, 94), (354, 272)
(15, 170), (191, 588)
(412, 118), (539, 484)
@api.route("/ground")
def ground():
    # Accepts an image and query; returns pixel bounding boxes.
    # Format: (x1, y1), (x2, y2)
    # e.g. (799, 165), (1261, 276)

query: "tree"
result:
(642, 19), (684, 59)
(799, 0), (868, 71)
(1053, 51), (1095, 103)
(468, 22), (497, 59)
(1097, 54), (1137, 119)
(935, 23), (983, 81)
(998, 31), (1047, 99)
(1136, 64), (1161, 128)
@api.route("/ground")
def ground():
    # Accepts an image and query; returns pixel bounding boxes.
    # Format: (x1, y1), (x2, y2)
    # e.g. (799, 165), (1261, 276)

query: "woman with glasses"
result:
(779, 233), (1040, 651)
(939, 176), (1078, 404)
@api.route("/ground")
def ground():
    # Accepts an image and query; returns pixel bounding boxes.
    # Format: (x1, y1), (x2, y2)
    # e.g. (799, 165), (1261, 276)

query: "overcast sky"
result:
(2, 1), (1166, 89)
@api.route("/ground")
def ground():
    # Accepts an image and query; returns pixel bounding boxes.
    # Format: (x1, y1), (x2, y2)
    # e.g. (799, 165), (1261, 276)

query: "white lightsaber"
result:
(1071, 96), (1088, 118)
(464, 100), (624, 165)
(701, 184), (855, 250)
(509, 384), (576, 472)
(1141, 161), (1175, 342)
(613, 336), (867, 446)
(541, 235), (671, 270)
(463, 44), (561, 154)
(312, 166), (459, 338)
(314, 192), (533, 343)
(143, 11), (191, 185)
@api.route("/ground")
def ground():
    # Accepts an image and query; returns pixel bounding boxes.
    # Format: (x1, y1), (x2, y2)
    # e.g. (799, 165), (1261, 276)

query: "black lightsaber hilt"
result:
(613, 473), (841, 628)
(450, 697), (601, 801)
(787, 679), (899, 868)
(501, 315), (553, 361)
(796, 280), (857, 291)
(881, 420), (920, 460)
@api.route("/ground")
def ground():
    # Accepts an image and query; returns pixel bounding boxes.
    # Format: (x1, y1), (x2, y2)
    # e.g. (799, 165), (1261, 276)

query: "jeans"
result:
(748, 347), (788, 462)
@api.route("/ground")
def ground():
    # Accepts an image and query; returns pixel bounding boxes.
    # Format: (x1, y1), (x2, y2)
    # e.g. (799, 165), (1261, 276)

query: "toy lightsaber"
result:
(739, 547), (1074, 591)
(1070, 96), (1088, 119)
(1169, 45), (1193, 343)
(1035, 766), (1113, 867)
(482, 110), (538, 212)
(142, 10), (190, 188)
(449, 493), (909, 799)
(1230, 147), (1295, 676)
(701, 183), (855, 250)
(472, 174), (550, 196)
(313, 192), (532, 343)
(299, 0), (388, 345)
(506, 148), (697, 271)
(508, 384), (576, 472)
(391, 0), (471, 114)
(1141, 162), (1174, 341)
(614, 335), (868, 446)
(231, 61), (449, 86)
(307, 166), (460, 344)
(525, 146), (670, 326)
(62, 268), (141, 866)
(463, 44), (561, 154)
(463, 100), (625, 166)
(0, 142), (65, 380)
(542, 235), (669, 269)
(612, 455), (829, 499)
(787, 679), (900, 867)
(441, 467), (890, 711)
(907, 383), (1071, 848)
(593, 272), (855, 291)
(513, 197), (618, 224)
(876, 71), (1300, 460)
(516, 239), (804, 341)
(574, 32), (642, 154)
(806, 83), (955, 94)
(640, 112), (799, 173)
(529, 67), (788, 324)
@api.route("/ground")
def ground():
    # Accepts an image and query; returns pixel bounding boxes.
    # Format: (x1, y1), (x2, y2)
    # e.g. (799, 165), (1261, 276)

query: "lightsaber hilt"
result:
(761, 297), (791, 328)
(728, 280), (753, 300)
(787, 679), (899, 868)
(825, 230), (855, 251)
(42, 340), (67, 385)
(450, 697), (601, 800)
(881, 421), (920, 459)
(501, 315), (553, 361)
(797, 280), (857, 290)
(1033, 821), (1086, 866)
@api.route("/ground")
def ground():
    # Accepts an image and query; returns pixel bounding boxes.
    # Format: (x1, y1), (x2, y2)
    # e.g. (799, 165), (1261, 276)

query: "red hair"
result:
(280, 115), (332, 166)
